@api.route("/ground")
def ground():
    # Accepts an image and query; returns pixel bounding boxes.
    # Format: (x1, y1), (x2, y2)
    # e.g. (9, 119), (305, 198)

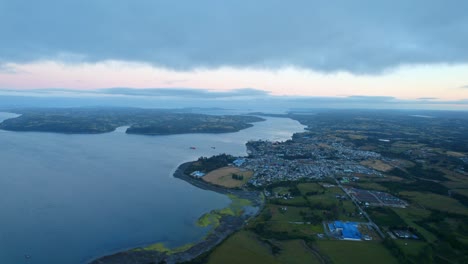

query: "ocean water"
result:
(0, 112), (305, 264)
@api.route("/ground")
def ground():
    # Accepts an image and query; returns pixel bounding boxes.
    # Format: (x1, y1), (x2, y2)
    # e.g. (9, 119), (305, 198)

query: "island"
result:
(0, 107), (264, 135)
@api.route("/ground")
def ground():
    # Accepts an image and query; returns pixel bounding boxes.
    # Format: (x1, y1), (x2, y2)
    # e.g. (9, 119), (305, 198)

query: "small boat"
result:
(189, 146), (196, 150)
(211, 146), (216, 149)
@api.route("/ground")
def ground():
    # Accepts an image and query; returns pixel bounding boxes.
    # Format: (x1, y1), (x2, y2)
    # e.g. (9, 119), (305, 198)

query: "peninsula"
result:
(0, 107), (264, 135)
(93, 110), (468, 264)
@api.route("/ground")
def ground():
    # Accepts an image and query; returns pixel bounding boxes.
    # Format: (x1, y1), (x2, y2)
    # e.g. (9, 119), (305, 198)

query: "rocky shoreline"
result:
(89, 162), (263, 264)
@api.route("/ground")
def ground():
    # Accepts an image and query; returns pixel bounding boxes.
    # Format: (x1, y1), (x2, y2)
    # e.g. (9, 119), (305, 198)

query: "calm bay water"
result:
(0, 112), (305, 264)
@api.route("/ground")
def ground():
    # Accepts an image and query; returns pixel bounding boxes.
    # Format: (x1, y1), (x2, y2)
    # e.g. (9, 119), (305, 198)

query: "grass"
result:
(227, 194), (252, 214)
(390, 142), (425, 152)
(276, 240), (322, 264)
(392, 206), (437, 242)
(360, 159), (394, 172)
(297, 182), (324, 194)
(351, 181), (389, 191)
(197, 194), (252, 227)
(139, 242), (169, 252)
(136, 242), (196, 254)
(348, 134), (368, 140)
(270, 205), (310, 222)
(263, 204), (324, 236)
(267, 220), (318, 236)
(271, 196), (309, 206)
(399, 191), (468, 215)
(207, 231), (321, 264)
(203, 166), (253, 188)
(273, 187), (291, 195)
(445, 151), (465, 157)
(453, 188), (468, 197)
(306, 193), (338, 207)
(366, 207), (406, 227)
(207, 231), (280, 264)
(316, 240), (399, 264)
(394, 240), (428, 257)
(197, 211), (223, 227)
(270, 183), (362, 222)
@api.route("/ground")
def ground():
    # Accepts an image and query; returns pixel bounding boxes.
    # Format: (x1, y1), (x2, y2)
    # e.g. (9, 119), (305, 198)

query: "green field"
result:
(276, 240), (322, 264)
(208, 175), (467, 264)
(271, 196), (309, 206)
(349, 181), (389, 191)
(449, 188), (468, 197)
(207, 231), (321, 264)
(207, 231), (280, 264)
(297, 182), (324, 194)
(267, 221), (323, 237)
(270, 205), (311, 222)
(339, 200), (362, 221)
(394, 240), (428, 257)
(392, 207), (436, 242)
(366, 207), (406, 227)
(268, 182), (362, 225)
(273, 186), (292, 195)
(305, 186), (344, 203)
(400, 191), (468, 215)
(316, 240), (399, 264)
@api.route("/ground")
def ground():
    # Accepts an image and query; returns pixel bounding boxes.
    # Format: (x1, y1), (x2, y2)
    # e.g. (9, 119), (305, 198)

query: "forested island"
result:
(0, 107), (264, 135)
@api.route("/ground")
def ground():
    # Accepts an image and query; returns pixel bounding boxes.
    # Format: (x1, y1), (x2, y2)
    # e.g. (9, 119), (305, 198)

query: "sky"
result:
(0, 0), (467, 108)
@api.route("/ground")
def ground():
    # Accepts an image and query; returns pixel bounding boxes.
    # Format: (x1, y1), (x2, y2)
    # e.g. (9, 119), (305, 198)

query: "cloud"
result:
(346, 96), (396, 102)
(162, 79), (188, 85)
(417, 97), (438, 100)
(0, 88), (467, 110)
(0, 64), (18, 74)
(99, 88), (271, 98)
(0, 0), (467, 73)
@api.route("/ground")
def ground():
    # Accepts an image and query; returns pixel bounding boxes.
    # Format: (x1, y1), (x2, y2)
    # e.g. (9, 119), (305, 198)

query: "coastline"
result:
(89, 161), (263, 264)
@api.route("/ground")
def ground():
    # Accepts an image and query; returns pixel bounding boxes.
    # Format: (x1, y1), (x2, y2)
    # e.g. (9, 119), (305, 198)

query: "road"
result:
(334, 179), (386, 239)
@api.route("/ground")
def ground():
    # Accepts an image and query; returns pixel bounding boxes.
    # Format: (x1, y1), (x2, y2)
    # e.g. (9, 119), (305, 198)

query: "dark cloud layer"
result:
(0, 88), (466, 111)
(0, 0), (467, 73)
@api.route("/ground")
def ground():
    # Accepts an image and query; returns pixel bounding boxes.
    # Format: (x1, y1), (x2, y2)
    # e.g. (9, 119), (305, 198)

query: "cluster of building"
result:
(329, 142), (382, 160)
(238, 135), (383, 187)
(390, 229), (419, 240)
(263, 190), (294, 200)
(338, 176), (361, 184)
(345, 187), (407, 208)
(247, 136), (381, 161)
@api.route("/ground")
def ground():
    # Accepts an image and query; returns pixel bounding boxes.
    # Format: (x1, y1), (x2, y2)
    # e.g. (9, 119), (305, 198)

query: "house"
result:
(233, 158), (246, 167)
(190, 171), (205, 178)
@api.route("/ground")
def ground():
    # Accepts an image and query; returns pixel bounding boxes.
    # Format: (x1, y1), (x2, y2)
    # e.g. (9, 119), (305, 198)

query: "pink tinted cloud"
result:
(0, 61), (467, 101)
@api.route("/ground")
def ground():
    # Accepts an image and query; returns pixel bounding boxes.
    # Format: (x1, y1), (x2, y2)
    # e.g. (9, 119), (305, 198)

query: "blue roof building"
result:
(233, 158), (246, 166)
(328, 221), (362, 241)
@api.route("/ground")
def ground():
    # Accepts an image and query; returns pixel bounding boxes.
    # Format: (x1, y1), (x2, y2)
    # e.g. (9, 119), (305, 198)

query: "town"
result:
(239, 134), (383, 187)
